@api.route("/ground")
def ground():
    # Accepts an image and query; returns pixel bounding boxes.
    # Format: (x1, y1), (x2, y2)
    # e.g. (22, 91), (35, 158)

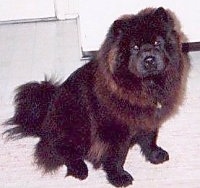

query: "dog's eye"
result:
(154, 40), (164, 50)
(133, 45), (139, 51)
(154, 41), (161, 47)
(154, 37), (164, 49)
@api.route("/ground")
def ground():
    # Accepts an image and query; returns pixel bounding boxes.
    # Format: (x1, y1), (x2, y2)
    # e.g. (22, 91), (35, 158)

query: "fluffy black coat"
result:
(4, 7), (190, 187)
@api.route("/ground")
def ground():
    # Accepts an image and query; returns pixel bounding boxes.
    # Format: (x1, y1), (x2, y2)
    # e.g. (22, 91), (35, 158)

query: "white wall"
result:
(1, 1), (199, 52)
(0, 0), (55, 21)
(0, 0), (79, 22)
(54, 0), (79, 19)
(79, 0), (200, 51)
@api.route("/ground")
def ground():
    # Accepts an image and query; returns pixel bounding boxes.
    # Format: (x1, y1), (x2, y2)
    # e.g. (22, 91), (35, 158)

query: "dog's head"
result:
(99, 7), (182, 81)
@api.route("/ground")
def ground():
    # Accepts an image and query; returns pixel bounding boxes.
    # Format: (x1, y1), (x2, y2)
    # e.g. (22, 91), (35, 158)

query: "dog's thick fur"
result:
(4, 7), (190, 187)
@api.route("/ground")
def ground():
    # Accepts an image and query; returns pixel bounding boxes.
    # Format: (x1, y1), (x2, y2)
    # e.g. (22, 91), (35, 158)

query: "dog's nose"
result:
(144, 56), (157, 70)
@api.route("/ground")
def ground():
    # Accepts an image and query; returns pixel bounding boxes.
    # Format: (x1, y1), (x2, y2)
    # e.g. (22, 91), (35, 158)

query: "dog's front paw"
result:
(149, 147), (169, 164)
(107, 170), (134, 187)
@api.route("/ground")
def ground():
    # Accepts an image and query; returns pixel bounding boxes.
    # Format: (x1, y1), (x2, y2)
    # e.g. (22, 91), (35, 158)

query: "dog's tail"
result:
(4, 78), (59, 139)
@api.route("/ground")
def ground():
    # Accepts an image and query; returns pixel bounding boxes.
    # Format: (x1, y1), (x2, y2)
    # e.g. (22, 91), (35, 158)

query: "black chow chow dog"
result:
(4, 7), (190, 187)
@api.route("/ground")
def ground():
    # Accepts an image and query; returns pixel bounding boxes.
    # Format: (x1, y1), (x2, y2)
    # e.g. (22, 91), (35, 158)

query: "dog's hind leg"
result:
(34, 139), (64, 173)
(37, 87), (90, 180)
(56, 141), (89, 180)
(35, 136), (89, 180)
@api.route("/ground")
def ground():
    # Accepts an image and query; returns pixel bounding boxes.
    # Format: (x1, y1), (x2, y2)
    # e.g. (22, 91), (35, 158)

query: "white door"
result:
(0, 0), (55, 21)
(79, 0), (200, 52)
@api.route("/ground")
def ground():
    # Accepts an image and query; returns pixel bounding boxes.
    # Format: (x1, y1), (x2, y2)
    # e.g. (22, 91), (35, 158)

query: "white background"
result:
(0, 0), (79, 21)
(0, 0), (55, 21)
(79, 0), (200, 51)
(0, 1), (199, 52)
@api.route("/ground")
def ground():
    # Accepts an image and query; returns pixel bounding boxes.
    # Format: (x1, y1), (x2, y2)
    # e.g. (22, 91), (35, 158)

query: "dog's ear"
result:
(154, 7), (174, 29)
(109, 19), (127, 38)
(154, 7), (169, 23)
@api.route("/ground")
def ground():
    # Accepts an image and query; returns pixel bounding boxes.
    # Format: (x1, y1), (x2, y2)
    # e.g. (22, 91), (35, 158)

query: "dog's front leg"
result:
(99, 123), (133, 187)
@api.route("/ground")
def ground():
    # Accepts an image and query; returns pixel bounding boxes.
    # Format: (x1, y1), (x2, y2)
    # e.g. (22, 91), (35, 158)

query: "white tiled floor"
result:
(0, 20), (200, 188)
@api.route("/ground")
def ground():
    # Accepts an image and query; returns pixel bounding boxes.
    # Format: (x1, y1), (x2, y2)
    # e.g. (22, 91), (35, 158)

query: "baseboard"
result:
(81, 50), (97, 60)
(0, 17), (57, 25)
(0, 14), (79, 25)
